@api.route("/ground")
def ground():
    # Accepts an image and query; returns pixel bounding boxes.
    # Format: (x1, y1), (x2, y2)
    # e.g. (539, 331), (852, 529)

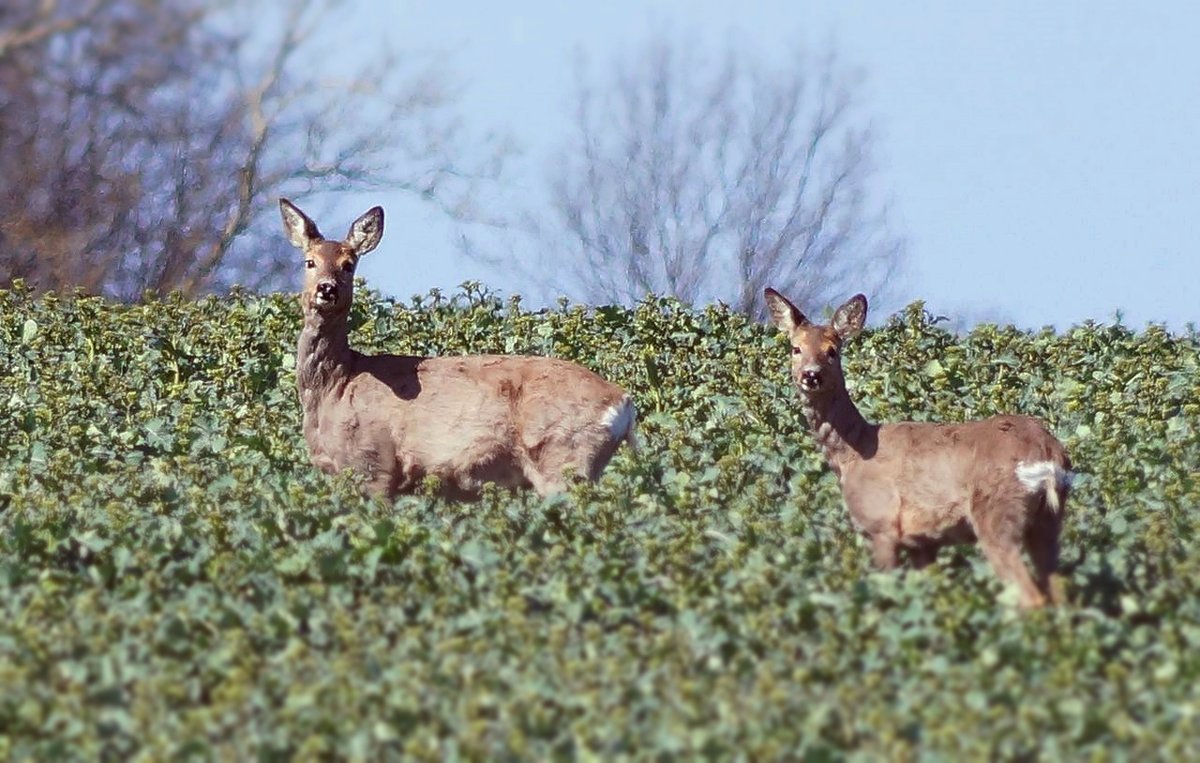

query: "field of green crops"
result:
(2, 280), (1200, 759)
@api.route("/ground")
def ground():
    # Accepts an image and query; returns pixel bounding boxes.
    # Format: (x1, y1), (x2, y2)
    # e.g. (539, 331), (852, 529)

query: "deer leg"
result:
(870, 535), (900, 570)
(977, 536), (1047, 609)
(908, 544), (939, 570)
(364, 469), (397, 500)
(582, 442), (621, 482)
(558, 428), (622, 485)
(520, 458), (566, 497)
(528, 473), (566, 497)
(1025, 506), (1064, 605)
(524, 437), (618, 497)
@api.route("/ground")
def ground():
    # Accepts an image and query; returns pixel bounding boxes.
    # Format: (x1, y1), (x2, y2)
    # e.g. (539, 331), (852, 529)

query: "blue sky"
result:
(331, 1), (1199, 330)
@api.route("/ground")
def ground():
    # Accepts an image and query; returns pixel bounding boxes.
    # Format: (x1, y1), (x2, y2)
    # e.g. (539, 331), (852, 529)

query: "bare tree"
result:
(0, 0), (115, 59)
(503, 35), (903, 317)
(0, 0), (504, 299)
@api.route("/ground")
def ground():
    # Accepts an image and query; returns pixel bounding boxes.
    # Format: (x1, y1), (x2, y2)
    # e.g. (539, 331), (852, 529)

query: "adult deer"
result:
(280, 199), (637, 500)
(764, 287), (1073, 608)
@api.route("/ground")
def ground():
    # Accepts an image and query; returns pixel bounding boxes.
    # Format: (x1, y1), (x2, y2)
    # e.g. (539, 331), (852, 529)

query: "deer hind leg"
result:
(520, 448), (574, 497)
(526, 447), (613, 497)
(524, 471), (565, 498)
(1024, 498), (1064, 604)
(523, 422), (627, 498)
(580, 396), (636, 482)
(580, 435), (624, 483)
(975, 504), (1047, 609)
(978, 540), (1046, 609)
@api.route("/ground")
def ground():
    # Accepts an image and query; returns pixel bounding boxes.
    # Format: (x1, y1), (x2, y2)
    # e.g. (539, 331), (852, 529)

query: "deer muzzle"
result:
(314, 281), (338, 305)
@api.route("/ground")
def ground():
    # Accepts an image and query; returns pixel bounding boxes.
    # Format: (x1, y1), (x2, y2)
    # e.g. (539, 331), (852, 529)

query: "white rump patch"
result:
(600, 396), (637, 446)
(1015, 461), (1074, 492)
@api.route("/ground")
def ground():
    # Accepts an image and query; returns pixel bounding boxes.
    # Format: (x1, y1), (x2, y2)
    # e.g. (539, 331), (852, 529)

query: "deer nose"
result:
(800, 370), (822, 390)
(315, 281), (338, 301)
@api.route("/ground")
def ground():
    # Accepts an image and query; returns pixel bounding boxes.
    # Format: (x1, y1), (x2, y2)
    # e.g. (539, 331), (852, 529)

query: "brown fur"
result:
(765, 287), (1073, 608)
(281, 199), (636, 500)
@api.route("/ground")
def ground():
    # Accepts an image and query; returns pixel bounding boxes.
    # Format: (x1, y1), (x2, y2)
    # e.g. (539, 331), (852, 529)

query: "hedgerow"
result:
(2, 281), (1199, 759)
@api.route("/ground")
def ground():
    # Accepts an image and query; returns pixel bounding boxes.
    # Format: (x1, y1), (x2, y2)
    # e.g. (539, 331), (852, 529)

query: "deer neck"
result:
(802, 386), (877, 473)
(297, 310), (354, 397)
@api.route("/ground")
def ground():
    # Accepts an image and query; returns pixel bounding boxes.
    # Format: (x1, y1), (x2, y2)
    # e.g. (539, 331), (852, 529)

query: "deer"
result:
(764, 287), (1073, 608)
(279, 198), (637, 501)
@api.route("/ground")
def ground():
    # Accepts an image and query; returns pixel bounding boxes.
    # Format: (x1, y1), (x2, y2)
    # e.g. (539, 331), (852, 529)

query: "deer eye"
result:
(791, 346), (803, 355)
(827, 347), (839, 360)
(341, 260), (355, 272)
(304, 259), (316, 269)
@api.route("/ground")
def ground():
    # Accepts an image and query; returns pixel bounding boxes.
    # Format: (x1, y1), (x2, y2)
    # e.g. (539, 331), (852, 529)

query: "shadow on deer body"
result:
(764, 287), (1074, 609)
(280, 199), (637, 501)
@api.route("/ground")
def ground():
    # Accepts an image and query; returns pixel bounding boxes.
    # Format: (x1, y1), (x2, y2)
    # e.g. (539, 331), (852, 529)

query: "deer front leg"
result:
(843, 482), (902, 571)
(354, 441), (399, 500)
(365, 469), (398, 500)
(870, 534), (900, 570)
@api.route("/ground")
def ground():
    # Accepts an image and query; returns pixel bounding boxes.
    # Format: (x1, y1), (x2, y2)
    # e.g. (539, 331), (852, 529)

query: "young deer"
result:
(280, 199), (637, 500)
(764, 287), (1073, 608)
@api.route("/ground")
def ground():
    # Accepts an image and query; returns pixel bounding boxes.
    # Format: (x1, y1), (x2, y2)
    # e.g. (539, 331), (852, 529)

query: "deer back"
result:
(847, 415), (1070, 541)
(305, 352), (631, 498)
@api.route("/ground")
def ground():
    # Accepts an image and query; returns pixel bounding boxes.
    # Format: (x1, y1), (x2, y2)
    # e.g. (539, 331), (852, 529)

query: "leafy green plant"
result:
(2, 281), (1199, 759)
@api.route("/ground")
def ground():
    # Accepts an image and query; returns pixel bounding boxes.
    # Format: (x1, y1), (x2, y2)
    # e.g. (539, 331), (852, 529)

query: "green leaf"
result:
(1, 285), (1198, 757)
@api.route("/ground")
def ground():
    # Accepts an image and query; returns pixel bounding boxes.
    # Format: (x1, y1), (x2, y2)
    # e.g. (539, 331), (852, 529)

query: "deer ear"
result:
(763, 288), (810, 332)
(832, 294), (868, 340)
(279, 198), (322, 250)
(346, 206), (384, 256)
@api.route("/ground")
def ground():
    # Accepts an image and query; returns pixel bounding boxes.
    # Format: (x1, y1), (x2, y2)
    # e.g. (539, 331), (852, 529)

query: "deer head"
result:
(763, 288), (868, 398)
(279, 198), (384, 319)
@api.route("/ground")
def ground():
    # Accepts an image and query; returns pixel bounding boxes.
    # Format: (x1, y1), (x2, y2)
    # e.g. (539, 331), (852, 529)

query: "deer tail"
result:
(1015, 460), (1074, 518)
(601, 395), (639, 453)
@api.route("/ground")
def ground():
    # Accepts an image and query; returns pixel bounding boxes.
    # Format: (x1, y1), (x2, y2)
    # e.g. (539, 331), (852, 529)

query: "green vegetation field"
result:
(2, 281), (1200, 760)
